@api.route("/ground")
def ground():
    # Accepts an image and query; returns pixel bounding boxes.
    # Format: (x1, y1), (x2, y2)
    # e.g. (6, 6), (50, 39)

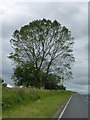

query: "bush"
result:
(57, 85), (66, 90)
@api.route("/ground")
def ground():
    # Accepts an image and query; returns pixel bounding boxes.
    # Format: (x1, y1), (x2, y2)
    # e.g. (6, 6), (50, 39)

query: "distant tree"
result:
(57, 85), (66, 90)
(0, 77), (7, 87)
(9, 19), (75, 89)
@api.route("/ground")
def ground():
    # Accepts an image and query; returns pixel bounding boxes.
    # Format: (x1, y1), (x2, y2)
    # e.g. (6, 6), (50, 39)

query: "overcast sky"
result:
(0, 1), (88, 94)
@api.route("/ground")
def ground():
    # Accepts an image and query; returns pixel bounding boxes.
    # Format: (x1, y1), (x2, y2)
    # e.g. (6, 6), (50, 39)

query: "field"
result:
(2, 87), (73, 118)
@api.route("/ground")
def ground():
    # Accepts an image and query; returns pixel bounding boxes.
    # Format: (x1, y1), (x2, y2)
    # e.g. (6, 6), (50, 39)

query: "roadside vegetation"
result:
(2, 87), (73, 118)
(2, 19), (75, 118)
(0, 83), (2, 119)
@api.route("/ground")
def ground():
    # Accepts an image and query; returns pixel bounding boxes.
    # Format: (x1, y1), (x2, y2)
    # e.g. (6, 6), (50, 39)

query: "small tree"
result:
(0, 78), (7, 87)
(9, 19), (75, 88)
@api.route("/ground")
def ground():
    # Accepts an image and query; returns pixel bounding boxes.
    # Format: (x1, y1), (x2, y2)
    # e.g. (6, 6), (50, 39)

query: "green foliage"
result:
(0, 77), (7, 87)
(12, 61), (35, 87)
(2, 87), (71, 112)
(8, 18), (75, 88)
(57, 85), (66, 90)
(2, 87), (41, 110)
(13, 62), (62, 89)
(2, 89), (72, 119)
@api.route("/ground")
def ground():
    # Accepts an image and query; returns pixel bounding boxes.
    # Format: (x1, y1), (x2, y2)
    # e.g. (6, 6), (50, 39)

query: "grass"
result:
(2, 87), (73, 118)
(0, 84), (2, 119)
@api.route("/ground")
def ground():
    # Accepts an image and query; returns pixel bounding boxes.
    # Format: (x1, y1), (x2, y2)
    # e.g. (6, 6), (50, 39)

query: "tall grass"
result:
(2, 87), (71, 111)
(0, 84), (2, 119)
(2, 87), (73, 118)
(3, 87), (41, 110)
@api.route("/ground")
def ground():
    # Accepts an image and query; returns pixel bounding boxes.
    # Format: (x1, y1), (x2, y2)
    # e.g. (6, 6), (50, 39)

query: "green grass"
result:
(2, 87), (73, 118)
(0, 84), (2, 119)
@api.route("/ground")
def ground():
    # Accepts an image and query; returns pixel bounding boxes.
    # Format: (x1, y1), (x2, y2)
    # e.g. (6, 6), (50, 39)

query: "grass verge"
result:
(2, 87), (73, 118)
(0, 84), (2, 119)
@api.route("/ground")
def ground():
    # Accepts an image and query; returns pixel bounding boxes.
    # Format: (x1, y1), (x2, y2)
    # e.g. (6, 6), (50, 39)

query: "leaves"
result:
(9, 18), (75, 88)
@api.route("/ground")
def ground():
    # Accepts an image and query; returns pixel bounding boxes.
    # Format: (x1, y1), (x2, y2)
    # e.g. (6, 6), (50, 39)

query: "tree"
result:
(12, 61), (44, 88)
(9, 19), (75, 88)
(0, 77), (7, 87)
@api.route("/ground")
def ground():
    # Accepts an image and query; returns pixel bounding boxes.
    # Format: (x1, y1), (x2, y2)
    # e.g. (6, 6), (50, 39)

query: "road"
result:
(60, 93), (88, 118)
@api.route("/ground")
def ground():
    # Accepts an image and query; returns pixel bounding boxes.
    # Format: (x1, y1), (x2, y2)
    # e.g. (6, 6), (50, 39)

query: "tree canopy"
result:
(9, 19), (75, 89)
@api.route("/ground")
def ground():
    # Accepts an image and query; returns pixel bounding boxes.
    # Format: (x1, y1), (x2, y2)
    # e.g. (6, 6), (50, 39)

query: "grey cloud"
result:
(65, 83), (88, 94)
(2, 2), (88, 39)
(2, 58), (13, 84)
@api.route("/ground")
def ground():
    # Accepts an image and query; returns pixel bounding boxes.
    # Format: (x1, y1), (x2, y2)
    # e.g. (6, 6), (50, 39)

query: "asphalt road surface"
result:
(61, 93), (88, 118)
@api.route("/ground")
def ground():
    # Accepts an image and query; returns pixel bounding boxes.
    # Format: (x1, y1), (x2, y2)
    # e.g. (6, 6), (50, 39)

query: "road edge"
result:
(58, 95), (72, 119)
(51, 94), (73, 119)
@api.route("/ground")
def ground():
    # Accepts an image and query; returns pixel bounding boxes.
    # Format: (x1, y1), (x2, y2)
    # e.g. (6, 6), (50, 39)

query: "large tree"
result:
(9, 19), (75, 88)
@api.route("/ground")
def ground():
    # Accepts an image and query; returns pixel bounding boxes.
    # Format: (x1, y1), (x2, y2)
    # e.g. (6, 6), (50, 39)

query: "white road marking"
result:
(58, 95), (73, 119)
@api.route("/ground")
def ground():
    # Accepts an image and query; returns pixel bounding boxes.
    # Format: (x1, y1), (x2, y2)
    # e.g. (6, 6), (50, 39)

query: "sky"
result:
(0, 0), (89, 94)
